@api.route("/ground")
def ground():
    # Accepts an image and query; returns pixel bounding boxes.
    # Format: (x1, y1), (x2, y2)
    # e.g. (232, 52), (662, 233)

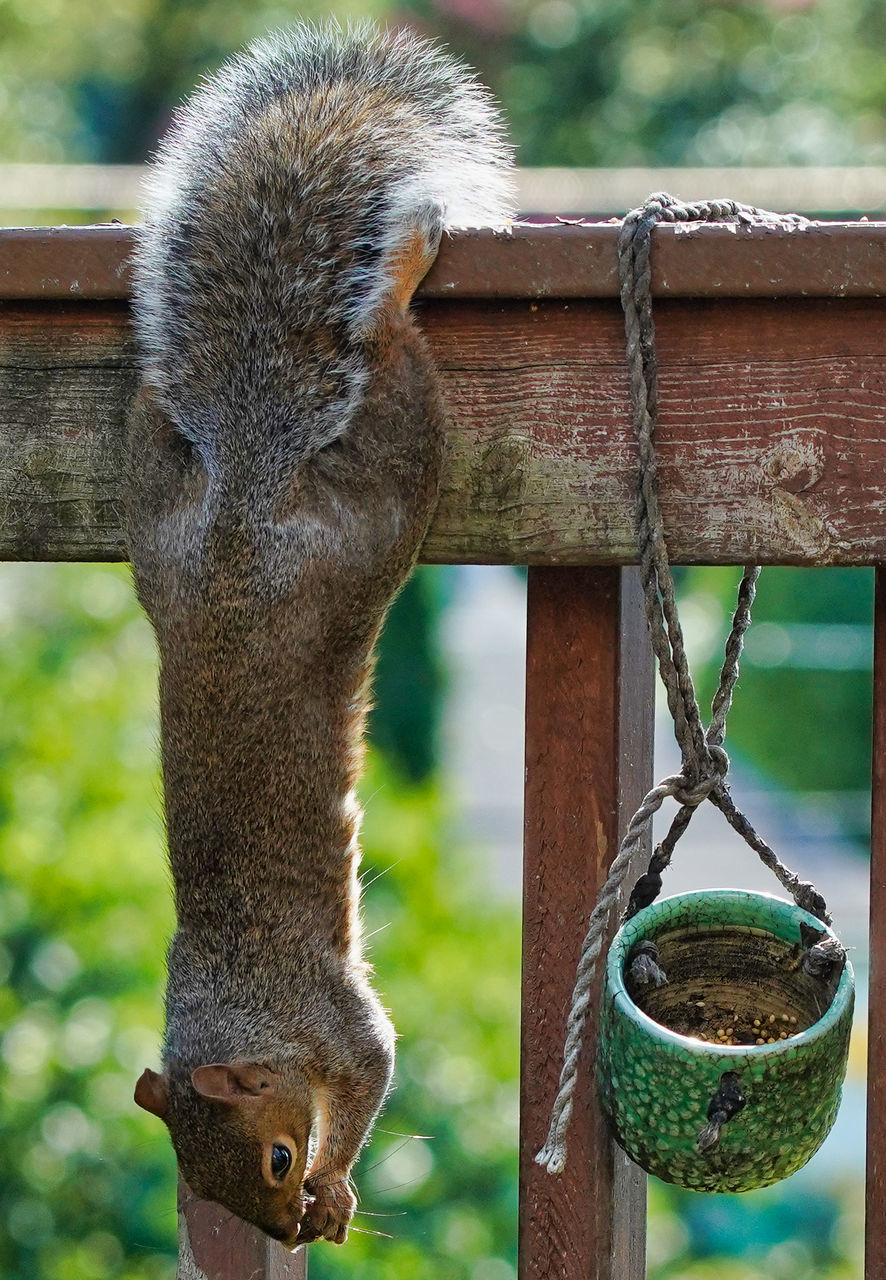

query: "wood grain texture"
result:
(3, 296), (886, 565)
(0, 303), (134, 560)
(177, 1182), (306, 1280)
(520, 568), (653, 1280)
(867, 569), (886, 1280)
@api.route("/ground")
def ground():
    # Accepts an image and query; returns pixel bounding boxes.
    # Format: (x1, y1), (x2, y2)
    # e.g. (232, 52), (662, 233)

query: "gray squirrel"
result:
(124, 21), (514, 1249)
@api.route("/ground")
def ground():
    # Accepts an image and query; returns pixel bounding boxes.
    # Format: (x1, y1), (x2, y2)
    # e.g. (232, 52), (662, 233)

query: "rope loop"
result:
(535, 194), (833, 1179)
(672, 770), (721, 810)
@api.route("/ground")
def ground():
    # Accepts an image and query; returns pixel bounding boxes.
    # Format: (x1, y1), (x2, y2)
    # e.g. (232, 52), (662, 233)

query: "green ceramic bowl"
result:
(598, 889), (854, 1192)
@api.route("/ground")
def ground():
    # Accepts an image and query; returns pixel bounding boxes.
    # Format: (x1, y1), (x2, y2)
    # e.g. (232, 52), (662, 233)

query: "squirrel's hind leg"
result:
(350, 199), (444, 341)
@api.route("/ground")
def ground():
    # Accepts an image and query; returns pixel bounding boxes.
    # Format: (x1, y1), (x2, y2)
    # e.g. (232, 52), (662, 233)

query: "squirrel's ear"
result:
(191, 1063), (279, 1103)
(359, 201), (444, 338)
(134, 1067), (169, 1120)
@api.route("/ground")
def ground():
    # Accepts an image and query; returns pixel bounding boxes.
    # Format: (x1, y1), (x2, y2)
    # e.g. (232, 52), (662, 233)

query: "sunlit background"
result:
(1, 1), (882, 1277)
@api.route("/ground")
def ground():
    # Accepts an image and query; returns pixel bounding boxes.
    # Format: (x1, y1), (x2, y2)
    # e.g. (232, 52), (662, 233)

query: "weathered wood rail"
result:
(4, 222), (886, 567)
(2, 220), (885, 1279)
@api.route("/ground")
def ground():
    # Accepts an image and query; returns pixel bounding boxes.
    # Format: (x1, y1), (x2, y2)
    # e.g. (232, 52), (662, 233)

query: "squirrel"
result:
(123, 21), (514, 1250)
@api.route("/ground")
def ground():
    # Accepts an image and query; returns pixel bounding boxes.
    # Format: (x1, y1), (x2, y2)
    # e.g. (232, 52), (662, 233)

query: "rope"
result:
(535, 194), (831, 1177)
(626, 939), (667, 989)
(696, 1071), (746, 1153)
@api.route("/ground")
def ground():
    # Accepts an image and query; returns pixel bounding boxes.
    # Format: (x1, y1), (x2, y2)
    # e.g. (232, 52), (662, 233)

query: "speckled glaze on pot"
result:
(598, 889), (854, 1193)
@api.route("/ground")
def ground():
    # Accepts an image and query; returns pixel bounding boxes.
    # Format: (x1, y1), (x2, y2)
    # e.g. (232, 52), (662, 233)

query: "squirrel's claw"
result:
(300, 1179), (356, 1245)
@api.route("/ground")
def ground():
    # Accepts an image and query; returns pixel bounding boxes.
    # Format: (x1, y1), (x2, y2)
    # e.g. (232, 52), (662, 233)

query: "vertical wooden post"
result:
(520, 566), (653, 1280)
(178, 1182), (307, 1280)
(867, 568), (886, 1279)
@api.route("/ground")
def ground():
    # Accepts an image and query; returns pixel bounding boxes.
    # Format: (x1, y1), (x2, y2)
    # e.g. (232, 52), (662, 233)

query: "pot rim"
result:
(605, 888), (855, 1062)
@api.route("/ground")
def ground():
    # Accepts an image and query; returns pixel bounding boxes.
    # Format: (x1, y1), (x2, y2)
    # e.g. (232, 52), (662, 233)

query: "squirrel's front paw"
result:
(300, 1178), (356, 1245)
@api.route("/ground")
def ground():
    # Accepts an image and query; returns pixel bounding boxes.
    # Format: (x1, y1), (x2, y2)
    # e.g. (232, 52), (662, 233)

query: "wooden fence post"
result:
(520, 566), (654, 1280)
(177, 1182), (307, 1280)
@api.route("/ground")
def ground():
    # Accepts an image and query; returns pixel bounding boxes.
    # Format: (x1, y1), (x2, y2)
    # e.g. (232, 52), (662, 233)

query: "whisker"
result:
(360, 859), (401, 890)
(348, 1224), (394, 1239)
(360, 782), (388, 809)
(363, 921), (392, 942)
(369, 1176), (426, 1194)
(305, 1166), (357, 1200)
(375, 1129), (434, 1140)
(360, 1135), (421, 1174)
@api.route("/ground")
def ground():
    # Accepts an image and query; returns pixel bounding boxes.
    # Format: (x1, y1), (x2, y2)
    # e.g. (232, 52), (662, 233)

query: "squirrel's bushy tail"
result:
(132, 22), (515, 442)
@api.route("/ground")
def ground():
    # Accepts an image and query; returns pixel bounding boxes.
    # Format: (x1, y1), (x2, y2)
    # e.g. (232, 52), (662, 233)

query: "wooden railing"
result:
(2, 221), (884, 1280)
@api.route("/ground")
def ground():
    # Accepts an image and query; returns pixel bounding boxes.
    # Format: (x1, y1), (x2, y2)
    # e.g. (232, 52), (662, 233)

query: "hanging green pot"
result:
(598, 889), (854, 1193)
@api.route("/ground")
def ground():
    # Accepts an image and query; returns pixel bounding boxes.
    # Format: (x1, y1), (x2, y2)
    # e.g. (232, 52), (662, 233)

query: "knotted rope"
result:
(536, 194), (832, 1177)
(696, 1071), (746, 1154)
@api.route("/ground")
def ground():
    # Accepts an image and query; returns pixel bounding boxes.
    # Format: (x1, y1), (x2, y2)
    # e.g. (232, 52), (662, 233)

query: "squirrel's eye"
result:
(271, 1144), (292, 1180)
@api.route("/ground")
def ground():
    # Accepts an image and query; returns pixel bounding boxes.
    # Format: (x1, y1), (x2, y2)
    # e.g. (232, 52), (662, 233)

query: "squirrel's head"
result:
(135, 1061), (313, 1247)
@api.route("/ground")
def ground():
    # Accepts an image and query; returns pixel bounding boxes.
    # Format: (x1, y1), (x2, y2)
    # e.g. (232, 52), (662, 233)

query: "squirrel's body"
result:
(125, 22), (513, 1249)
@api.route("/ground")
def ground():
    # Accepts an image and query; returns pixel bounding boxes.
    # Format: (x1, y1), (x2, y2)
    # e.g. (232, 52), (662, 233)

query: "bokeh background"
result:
(1, 1), (882, 1277)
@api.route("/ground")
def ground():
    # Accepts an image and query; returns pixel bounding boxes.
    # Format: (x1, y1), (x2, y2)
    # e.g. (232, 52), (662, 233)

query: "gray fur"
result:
(125, 22), (513, 1249)
(133, 19), (515, 451)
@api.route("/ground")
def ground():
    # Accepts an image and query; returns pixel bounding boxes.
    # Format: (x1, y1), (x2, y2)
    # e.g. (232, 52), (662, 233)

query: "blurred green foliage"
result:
(0, 565), (178, 1279)
(491, 0), (886, 167)
(0, 563), (519, 1280)
(678, 566), (873, 843)
(2, 0), (886, 170)
(369, 569), (447, 786)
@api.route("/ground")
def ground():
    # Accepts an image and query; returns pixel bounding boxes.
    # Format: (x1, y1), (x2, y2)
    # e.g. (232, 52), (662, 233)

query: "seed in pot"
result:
(781, 1014), (789, 1023)
(756, 1038), (765, 1045)
(753, 1019), (761, 1027)
(769, 1014), (776, 1023)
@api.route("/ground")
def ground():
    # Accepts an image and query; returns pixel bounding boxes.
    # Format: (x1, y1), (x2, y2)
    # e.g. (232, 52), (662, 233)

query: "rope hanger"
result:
(536, 193), (833, 1178)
